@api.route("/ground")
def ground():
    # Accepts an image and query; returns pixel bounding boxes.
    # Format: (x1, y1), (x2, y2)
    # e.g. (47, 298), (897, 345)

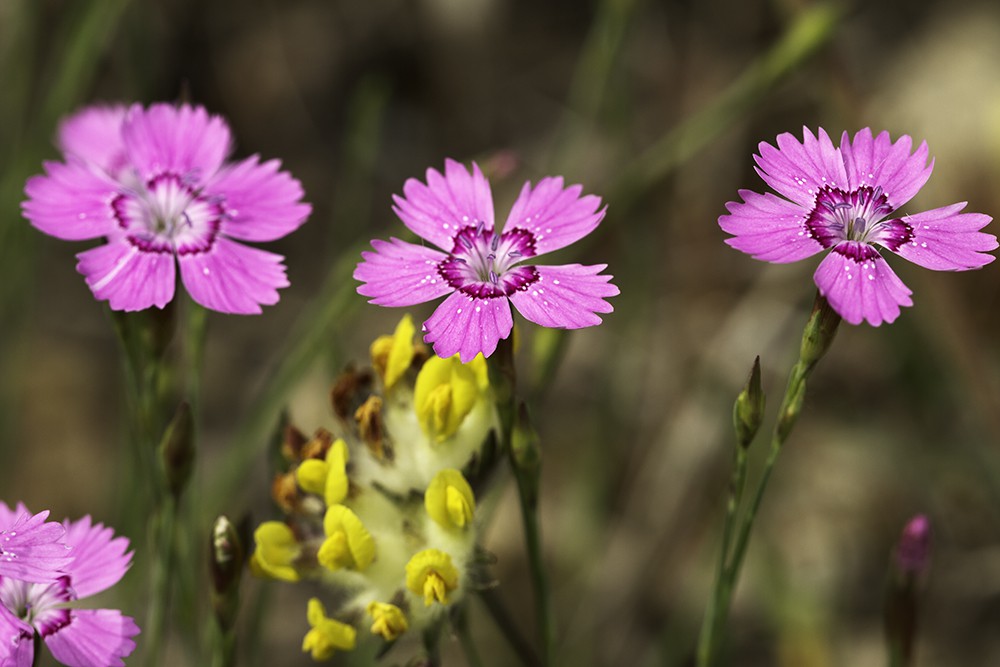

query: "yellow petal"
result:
(320, 505), (375, 571)
(324, 439), (350, 506)
(302, 598), (356, 660)
(366, 601), (409, 641)
(250, 522), (301, 582)
(414, 355), (482, 441)
(405, 549), (459, 606)
(371, 314), (416, 390)
(296, 459), (329, 497)
(425, 469), (475, 530)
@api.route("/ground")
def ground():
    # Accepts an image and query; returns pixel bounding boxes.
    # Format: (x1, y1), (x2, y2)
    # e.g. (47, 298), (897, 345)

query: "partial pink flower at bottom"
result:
(22, 102), (311, 315)
(354, 159), (619, 361)
(719, 127), (997, 325)
(0, 504), (138, 667)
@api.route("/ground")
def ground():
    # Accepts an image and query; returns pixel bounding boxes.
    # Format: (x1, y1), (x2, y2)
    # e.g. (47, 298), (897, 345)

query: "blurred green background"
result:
(3, 0), (1000, 664)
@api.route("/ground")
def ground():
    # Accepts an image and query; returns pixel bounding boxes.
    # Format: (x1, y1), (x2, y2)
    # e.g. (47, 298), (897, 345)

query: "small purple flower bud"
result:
(894, 514), (931, 577)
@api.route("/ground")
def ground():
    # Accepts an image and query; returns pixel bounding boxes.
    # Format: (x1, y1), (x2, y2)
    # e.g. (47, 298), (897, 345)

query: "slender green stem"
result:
(697, 296), (840, 666)
(145, 494), (177, 666)
(510, 465), (554, 667)
(487, 339), (554, 666)
(453, 603), (486, 667)
(696, 444), (749, 664)
(476, 589), (542, 667)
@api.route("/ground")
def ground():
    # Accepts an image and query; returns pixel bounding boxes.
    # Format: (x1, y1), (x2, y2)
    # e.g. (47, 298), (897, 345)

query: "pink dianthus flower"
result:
(354, 159), (619, 361)
(720, 127), (997, 325)
(0, 503), (138, 667)
(23, 103), (311, 314)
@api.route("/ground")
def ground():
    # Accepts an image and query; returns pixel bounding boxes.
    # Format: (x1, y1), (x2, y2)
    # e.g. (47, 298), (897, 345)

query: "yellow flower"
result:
(414, 354), (488, 442)
(405, 549), (459, 606)
(302, 598), (356, 660)
(366, 601), (409, 641)
(370, 314), (416, 390)
(425, 469), (475, 530)
(249, 522), (301, 582)
(296, 439), (350, 506)
(318, 505), (375, 572)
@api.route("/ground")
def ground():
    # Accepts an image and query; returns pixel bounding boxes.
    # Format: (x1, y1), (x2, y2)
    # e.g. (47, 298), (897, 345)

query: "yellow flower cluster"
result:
(250, 315), (495, 661)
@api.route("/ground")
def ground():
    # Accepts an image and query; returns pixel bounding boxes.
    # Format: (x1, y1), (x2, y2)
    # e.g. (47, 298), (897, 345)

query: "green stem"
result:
(510, 463), (554, 667)
(697, 295), (840, 666)
(487, 339), (554, 667)
(145, 494), (177, 667)
(476, 589), (542, 667)
(696, 444), (749, 664)
(453, 603), (486, 667)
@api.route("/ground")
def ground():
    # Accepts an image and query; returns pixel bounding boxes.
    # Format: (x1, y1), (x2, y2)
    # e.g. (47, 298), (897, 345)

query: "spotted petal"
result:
(508, 264), (618, 329)
(22, 161), (119, 240)
(840, 129), (933, 209)
(57, 104), (128, 175)
(122, 103), (232, 182)
(890, 203), (997, 271)
(392, 159), (494, 251)
(354, 237), (451, 307)
(177, 237), (288, 315)
(76, 242), (176, 312)
(720, 189), (824, 262)
(208, 155), (311, 242)
(422, 291), (513, 363)
(0, 508), (72, 584)
(45, 609), (140, 667)
(503, 177), (606, 257)
(813, 241), (913, 326)
(754, 127), (849, 209)
(62, 516), (133, 599)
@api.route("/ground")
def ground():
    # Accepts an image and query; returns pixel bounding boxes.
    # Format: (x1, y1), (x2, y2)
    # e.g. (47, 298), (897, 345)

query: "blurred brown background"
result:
(3, 0), (1000, 664)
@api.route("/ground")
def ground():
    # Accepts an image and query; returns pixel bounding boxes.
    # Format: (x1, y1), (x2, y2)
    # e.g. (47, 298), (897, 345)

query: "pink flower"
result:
(22, 103), (311, 314)
(354, 160), (619, 361)
(719, 128), (997, 325)
(0, 504), (138, 667)
(0, 507), (72, 584)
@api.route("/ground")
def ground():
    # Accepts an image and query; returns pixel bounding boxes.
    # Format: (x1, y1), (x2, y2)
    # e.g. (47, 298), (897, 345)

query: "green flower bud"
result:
(733, 356), (765, 448)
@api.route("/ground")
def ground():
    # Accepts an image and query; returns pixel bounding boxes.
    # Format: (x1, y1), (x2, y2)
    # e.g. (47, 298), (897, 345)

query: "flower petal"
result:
(22, 161), (119, 240)
(177, 237), (288, 315)
(121, 103), (232, 182)
(813, 241), (913, 326)
(502, 177), (606, 257)
(0, 509), (73, 584)
(76, 242), (176, 311)
(392, 159), (494, 251)
(207, 155), (311, 242)
(354, 237), (451, 306)
(44, 609), (140, 667)
(0, 604), (33, 667)
(840, 129), (933, 209)
(508, 264), (618, 329)
(57, 104), (128, 175)
(719, 189), (824, 263)
(754, 127), (849, 208)
(61, 516), (133, 599)
(890, 203), (997, 271)
(422, 291), (513, 362)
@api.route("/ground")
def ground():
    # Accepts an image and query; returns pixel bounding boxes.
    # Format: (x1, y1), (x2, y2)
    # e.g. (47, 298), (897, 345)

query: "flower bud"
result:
(884, 514), (931, 666)
(894, 514), (931, 580)
(800, 293), (841, 372)
(733, 356), (765, 448)
(209, 515), (246, 630)
(158, 401), (194, 499)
